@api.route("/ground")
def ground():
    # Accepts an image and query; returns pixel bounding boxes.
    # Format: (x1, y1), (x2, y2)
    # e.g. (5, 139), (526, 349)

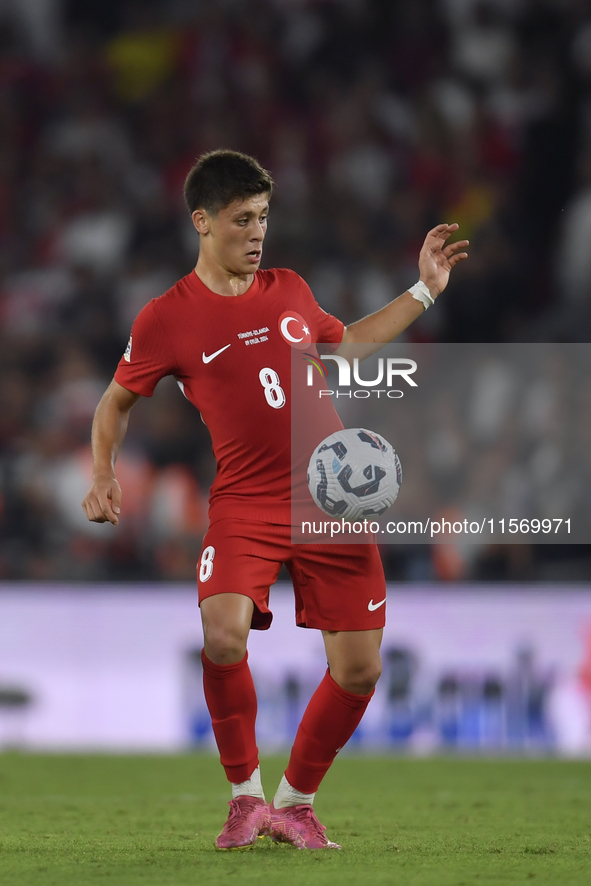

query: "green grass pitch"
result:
(0, 753), (589, 885)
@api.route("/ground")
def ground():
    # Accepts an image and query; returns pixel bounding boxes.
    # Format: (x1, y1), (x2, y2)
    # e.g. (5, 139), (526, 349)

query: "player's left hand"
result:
(418, 223), (469, 299)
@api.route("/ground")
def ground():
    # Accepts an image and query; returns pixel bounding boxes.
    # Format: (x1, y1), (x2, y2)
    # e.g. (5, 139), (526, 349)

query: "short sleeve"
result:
(296, 274), (344, 345)
(114, 300), (176, 397)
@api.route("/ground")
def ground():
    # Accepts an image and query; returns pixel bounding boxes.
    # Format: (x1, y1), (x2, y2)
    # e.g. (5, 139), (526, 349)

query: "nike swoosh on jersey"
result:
(202, 344), (231, 363)
(367, 598), (386, 611)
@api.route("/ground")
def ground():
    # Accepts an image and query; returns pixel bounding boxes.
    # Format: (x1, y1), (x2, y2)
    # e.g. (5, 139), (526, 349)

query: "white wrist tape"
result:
(409, 280), (435, 310)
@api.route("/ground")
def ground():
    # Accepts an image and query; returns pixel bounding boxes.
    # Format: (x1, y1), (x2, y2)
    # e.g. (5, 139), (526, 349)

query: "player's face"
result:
(199, 194), (270, 277)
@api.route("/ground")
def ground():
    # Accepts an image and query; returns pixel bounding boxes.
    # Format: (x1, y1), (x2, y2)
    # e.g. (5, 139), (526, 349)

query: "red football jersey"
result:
(114, 267), (345, 523)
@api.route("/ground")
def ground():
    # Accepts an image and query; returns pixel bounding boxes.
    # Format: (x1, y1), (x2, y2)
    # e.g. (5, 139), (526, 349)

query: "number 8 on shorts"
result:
(199, 545), (215, 582)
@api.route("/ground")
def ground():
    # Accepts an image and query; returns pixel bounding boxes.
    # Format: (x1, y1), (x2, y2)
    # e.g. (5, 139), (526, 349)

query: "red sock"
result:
(285, 670), (374, 794)
(201, 650), (259, 783)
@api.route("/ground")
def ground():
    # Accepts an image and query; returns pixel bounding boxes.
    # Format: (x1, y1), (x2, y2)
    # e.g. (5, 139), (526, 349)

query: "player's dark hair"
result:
(184, 149), (274, 215)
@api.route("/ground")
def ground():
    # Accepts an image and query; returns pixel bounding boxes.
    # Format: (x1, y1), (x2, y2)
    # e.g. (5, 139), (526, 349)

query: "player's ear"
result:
(192, 208), (210, 235)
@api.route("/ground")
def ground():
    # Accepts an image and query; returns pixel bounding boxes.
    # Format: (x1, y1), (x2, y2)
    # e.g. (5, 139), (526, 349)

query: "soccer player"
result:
(82, 150), (468, 850)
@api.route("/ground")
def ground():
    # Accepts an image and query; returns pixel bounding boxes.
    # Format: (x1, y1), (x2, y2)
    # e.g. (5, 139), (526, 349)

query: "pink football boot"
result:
(215, 796), (271, 850)
(269, 803), (342, 849)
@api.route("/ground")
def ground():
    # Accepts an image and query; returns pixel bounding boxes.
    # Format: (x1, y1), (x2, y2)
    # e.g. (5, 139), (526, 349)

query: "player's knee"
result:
(203, 626), (248, 665)
(333, 659), (382, 696)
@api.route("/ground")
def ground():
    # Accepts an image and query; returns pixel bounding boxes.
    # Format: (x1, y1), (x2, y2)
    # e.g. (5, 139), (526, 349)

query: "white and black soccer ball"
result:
(307, 428), (402, 521)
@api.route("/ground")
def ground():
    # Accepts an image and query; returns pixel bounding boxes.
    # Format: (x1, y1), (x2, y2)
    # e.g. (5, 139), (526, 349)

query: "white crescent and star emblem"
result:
(280, 316), (304, 342)
(278, 311), (312, 349)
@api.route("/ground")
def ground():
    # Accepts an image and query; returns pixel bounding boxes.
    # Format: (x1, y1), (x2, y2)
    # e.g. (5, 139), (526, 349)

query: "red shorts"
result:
(197, 517), (386, 632)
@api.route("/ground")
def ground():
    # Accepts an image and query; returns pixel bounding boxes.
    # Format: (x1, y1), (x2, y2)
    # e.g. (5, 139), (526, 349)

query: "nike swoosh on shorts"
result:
(368, 598), (386, 611)
(202, 344), (231, 363)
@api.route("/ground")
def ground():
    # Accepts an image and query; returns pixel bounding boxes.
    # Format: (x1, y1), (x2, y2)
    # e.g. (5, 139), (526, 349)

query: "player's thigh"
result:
(197, 518), (284, 631)
(322, 627), (383, 695)
(289, 542), (386, 632)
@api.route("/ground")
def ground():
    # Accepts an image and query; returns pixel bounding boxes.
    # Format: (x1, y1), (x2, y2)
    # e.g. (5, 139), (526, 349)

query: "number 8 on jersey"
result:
(259, 367), (285, 409)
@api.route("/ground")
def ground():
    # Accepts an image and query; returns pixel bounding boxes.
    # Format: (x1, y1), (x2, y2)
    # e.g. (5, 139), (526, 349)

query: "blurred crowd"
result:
(1, 0), (591, 580)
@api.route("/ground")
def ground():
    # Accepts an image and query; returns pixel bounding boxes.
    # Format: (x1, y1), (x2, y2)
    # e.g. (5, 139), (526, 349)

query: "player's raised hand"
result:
(82, 475), (122, 526)
(418, 223), (468, 299)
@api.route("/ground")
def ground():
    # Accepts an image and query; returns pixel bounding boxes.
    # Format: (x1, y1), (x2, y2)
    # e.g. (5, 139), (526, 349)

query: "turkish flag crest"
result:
(278, 311), (312, 349)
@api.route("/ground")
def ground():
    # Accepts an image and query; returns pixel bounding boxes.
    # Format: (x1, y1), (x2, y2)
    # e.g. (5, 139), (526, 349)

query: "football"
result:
(307, 428), (402, 521)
